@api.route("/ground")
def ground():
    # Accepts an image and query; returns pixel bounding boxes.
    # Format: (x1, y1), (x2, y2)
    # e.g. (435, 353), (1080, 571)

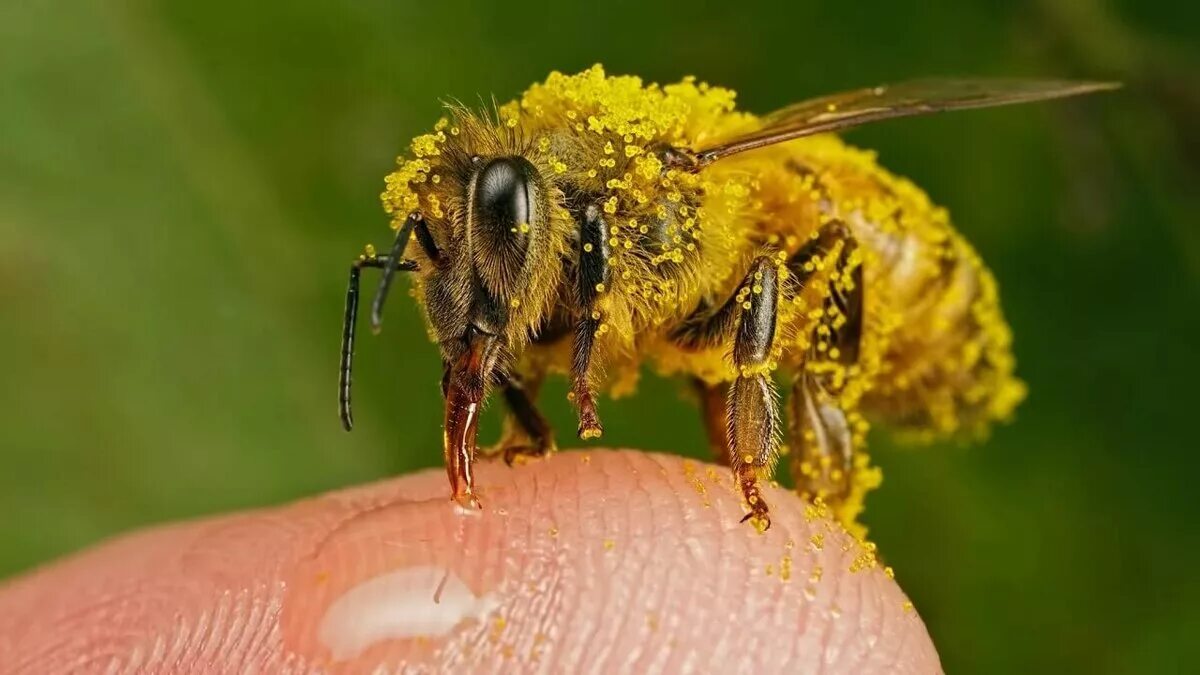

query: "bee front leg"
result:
(727, 256), (784, 531)
(570, 204), (610, 440)
(484, 372), (558, 465)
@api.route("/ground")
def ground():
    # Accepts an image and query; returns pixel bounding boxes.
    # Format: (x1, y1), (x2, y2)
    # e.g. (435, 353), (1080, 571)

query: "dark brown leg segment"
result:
(570, 204), (610, 440)
(486, 372), (557, 465)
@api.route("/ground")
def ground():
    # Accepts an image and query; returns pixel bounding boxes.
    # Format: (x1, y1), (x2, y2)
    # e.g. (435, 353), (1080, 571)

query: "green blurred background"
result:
(2, 0), (1198, 671)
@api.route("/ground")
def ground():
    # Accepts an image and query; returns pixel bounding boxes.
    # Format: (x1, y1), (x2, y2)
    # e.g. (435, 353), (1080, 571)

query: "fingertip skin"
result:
(0, 450), (942, 674)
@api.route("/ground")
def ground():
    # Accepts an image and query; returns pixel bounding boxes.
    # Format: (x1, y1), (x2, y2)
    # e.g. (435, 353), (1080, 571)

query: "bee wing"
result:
(694, 78), (1119, 165)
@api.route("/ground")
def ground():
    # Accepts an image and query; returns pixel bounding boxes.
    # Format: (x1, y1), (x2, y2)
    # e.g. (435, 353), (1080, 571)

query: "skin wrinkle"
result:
(654, 454), (699, 675)
(0, 450), (939, 674)
(824, 543), (850, 669)
(642, 458), (684, 675)
(535, 468), (572, 673)
(581, 454), (628, 675)
(703, 463), (745, 671)
(616, 454), (660, 674)
(848, 565), (871, 671)
(655, 459), (690, 675)
(843, 554), (868, 668)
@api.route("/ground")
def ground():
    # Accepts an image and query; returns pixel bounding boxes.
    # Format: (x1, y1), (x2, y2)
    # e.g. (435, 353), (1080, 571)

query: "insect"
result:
(339, 66), (1115, 535)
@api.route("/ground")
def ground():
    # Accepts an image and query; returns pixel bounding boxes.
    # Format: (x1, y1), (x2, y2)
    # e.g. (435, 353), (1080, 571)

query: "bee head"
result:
(415, 143), (566, 378)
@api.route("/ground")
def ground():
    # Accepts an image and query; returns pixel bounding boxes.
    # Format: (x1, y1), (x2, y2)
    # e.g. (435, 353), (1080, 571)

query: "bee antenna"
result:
(340, 258), (367, 431)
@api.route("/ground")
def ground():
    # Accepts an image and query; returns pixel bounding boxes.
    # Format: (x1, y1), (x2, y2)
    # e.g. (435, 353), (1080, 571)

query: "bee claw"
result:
(740, 510), (772, 532)
(578, 422), (603, 440)
(574, 389), (603, 440)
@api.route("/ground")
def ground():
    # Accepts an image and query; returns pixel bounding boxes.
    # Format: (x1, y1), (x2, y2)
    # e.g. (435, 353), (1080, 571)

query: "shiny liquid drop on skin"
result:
(318, 566), (500, 661)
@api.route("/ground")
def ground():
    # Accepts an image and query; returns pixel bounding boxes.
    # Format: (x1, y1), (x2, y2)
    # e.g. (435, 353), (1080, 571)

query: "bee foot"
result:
(740, 507), (772, 532)
(577, 421), (603, 440)
(573, 389), (604, 440)
(502, 443), (555, 467)
(737, 467), (772, 532)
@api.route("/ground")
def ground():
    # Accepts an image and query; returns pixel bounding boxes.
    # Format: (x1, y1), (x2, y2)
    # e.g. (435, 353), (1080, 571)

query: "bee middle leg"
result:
(569, 203), (610, 440)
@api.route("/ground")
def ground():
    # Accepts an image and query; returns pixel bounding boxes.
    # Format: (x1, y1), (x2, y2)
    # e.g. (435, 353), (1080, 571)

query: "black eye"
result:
(473, 156), (538, 235)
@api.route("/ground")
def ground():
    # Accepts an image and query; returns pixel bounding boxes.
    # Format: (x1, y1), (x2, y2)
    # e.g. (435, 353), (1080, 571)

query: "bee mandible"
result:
(338, 67), (1116, 535)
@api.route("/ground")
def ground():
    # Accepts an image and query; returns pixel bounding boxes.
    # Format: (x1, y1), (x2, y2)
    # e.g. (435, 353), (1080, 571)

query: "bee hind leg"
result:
(787, 227), (881, 535)
(788, 373), (857, 506)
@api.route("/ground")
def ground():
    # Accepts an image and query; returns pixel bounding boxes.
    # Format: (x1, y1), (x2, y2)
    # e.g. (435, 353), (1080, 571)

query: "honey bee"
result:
(339, 66), (1115, 534)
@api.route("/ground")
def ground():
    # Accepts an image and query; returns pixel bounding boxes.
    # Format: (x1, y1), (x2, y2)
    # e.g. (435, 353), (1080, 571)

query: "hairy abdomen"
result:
(851, 213), (1026, 438)
(741, 134), (1026, 438)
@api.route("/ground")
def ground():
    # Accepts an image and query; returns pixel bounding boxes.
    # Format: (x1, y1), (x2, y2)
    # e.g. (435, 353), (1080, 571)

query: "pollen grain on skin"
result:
(848, 540), (880, 573)
(780, 555), (793, 582)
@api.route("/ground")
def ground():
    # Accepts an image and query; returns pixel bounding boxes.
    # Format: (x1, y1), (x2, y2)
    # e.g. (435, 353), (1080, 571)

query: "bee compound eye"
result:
(473, 156), (539, 238)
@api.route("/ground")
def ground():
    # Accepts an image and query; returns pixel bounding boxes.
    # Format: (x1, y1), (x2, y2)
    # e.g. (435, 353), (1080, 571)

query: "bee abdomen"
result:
(861, 232), (1026, 438)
